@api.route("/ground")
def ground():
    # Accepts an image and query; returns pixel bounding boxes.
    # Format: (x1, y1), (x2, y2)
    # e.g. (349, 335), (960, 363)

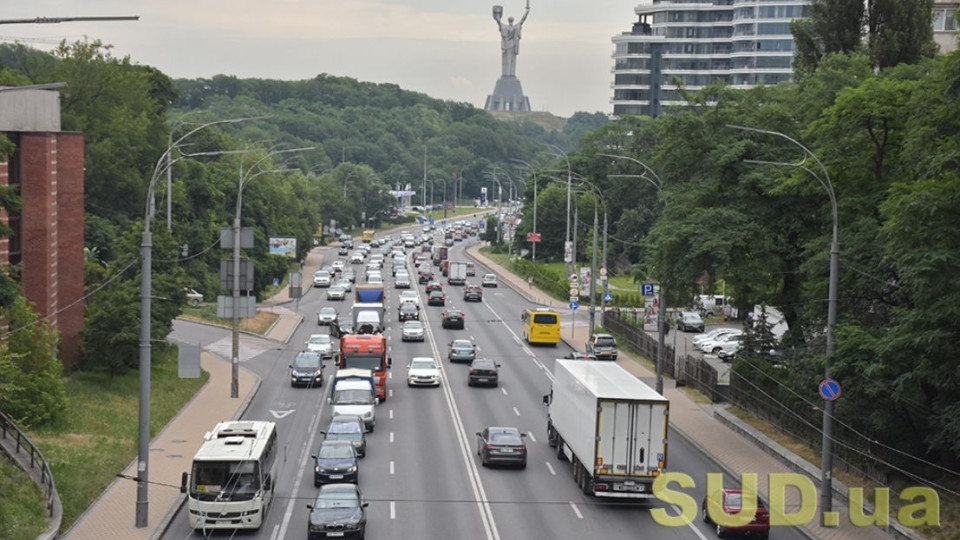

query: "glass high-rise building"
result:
(611, 0), (809, 118)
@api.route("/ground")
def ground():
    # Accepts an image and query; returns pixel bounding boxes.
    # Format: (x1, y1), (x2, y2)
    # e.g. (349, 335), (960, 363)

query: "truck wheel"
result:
(556, 437), (567, 462)
(546, 425), (557, 448)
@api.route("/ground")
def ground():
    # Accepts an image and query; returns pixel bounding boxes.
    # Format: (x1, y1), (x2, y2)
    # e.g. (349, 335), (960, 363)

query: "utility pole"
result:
(422, 145), (427, 210)
(532, 173), (538, 261)
(589, 200), (598, 340)
(600, 209), (608, 326)
(443, 173), (448, 219)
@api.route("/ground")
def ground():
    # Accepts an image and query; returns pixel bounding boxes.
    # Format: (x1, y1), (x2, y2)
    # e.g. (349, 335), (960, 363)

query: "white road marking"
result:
(270, 524), (280, 540)
(545, 462), (556, 475)
(521, 346), (533, 356)
(501, 387), (508, 395)
(390, 501), (396, 520)
(527, 432), (537, 442)
(390, 431), (394, 443)
(389, 389), (393, 398)
(389, 409), (394, 419)
(675, 504), (711, 540)
(513, 336), (522, 345)
(390, 461), (395, 475)
(388, 371), (393, 379)
(569, 502), (584, 519)
(276, 388), (328, 540)
(513, 407), (520, 417)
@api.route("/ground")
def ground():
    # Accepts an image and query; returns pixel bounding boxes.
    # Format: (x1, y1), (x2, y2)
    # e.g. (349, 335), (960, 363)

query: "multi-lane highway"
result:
(164, 223), (806, 539)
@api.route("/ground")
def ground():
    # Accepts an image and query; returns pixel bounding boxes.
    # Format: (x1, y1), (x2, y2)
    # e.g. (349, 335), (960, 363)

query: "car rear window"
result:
(533, 314), (558, 324)
(595, 337), (616, 346)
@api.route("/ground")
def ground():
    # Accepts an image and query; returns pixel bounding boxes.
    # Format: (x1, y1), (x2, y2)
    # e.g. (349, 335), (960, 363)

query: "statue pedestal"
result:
(485, 76), (531, 112)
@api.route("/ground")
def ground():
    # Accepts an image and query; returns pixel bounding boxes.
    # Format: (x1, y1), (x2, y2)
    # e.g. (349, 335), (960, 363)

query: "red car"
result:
(702, 488), (770, 539)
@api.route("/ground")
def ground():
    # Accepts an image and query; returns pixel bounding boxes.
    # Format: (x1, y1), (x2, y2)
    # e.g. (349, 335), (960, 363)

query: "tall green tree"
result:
(792, 0), (866, 77)
(868, 0), (937, 69)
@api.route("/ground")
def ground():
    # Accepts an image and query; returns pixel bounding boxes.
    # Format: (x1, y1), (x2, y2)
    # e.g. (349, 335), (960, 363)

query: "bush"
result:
(0, 296), (67, 426)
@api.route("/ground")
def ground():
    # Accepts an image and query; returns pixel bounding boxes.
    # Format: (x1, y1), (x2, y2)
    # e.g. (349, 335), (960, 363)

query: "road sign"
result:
(526, 232), (542, 242)
(603, 292), (613, 302)
(819, 379), (842, 401)
(569, 301), (579, 311)
(600, 267), (608, 276)
(641, 283), (656, 297)
(569, 296), (578, 303)
(569, 288), (579, 296)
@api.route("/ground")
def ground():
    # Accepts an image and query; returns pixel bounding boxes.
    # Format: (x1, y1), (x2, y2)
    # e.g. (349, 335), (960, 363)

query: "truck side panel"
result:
(551, 364), (599, 467)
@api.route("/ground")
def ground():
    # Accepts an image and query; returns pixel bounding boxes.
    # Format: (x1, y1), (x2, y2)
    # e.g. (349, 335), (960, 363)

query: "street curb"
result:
(150, 365), (262, 540)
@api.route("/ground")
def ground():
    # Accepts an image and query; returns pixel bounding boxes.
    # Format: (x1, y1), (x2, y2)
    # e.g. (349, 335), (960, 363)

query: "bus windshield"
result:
(342, 354), (383, 371)
(191, 460), (261, 501)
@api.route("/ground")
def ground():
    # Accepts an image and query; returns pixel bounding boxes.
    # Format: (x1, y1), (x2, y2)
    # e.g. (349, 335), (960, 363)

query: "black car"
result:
(476, 426), (527, 468)
(289, 351), (324, 387)
(398, 302), (420, 322)
(442, 309), (465, 329)
(463, 285), (483, 302)
(307, 483), (367, 539)
(312, 440), (359, 486)
(323, 416), (367, 458)
(468, 358), (500, 387)
(418, 270), (434, 284)
(427, 290), (446, 306)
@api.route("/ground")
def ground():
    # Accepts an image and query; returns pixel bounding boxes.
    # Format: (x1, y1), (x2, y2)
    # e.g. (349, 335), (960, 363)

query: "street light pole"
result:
(546, 144), (573, 277)
(589, 199), (598, 341)
(727, 124), (840, 522)
(598, 153), (666, 394)
(137, 117), (263, 528)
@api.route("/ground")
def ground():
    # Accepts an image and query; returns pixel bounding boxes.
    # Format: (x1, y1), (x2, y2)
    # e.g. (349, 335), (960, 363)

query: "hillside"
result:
(488, 110), (567, 133)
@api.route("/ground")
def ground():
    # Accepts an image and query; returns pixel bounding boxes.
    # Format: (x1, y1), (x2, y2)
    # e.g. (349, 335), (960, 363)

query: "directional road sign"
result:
(819, 379), (842, 401)
(569, 301), (579, 311)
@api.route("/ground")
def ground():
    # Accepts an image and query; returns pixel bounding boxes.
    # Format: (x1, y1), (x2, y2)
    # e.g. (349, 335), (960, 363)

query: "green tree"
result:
(867, 0), (937, 70)
(791, 0), (865, 77)
(0, 296), (67, 426)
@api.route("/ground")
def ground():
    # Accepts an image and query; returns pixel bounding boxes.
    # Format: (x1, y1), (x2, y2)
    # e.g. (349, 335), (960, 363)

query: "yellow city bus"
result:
(521, 308), (561, 345)
(362, 230), (375, 243)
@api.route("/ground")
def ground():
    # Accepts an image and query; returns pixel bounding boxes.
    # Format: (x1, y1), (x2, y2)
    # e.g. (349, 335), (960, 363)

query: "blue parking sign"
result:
(641, 283), (655, 297)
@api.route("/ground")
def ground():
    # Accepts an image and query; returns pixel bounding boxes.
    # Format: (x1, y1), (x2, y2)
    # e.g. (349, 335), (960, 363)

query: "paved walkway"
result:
(466, 246), (909, 540)
(64, 353), (259, 540)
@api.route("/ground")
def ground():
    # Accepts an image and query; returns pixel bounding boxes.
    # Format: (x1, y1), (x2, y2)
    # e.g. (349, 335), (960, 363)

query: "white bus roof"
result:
(193, 421), (276, 462)
(555, 359), (668, 402)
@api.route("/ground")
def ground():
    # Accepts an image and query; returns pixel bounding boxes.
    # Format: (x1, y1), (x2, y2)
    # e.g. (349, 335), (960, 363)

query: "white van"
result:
(694, 294), (736, 318)
(329, 379), (377, 432)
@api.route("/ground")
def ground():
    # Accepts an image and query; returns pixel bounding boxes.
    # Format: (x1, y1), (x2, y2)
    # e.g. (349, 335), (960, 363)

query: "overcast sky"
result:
(3, 1), (644, 118)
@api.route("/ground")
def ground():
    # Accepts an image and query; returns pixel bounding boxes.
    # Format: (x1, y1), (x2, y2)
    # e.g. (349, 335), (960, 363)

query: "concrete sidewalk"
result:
(466, 246), (906, 540)
(64, 353), (259, 540)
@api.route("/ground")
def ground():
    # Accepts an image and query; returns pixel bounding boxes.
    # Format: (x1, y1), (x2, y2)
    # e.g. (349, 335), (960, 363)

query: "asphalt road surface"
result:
(164, 223), (806, 540)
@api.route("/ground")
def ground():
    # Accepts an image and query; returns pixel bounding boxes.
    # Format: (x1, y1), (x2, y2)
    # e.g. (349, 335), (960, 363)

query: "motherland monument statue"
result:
(485, 1), (532, 112)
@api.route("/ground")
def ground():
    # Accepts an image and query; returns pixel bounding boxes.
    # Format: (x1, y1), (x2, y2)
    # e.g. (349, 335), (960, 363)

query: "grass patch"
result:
(179, 306), (279, 335)
(28, 345), (208, 531)
(0, 458), (48, 540)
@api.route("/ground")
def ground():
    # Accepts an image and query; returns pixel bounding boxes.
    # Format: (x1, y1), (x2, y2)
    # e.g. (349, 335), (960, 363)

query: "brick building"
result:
(0, 86), (85, 369)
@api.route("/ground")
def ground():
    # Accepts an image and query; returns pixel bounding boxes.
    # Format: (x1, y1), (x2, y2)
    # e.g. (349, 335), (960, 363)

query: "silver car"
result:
(326, 285), (346, 301)
(317, 307), (338, 326)
(401, 320), (425, 342)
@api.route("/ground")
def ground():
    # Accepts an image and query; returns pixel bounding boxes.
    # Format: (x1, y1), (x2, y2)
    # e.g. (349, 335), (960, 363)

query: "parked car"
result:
(401, 320), (425, 342)
(586, 333), (618, 360)
(313, 270), (333, 288)
(448, 339), (477, 363)
(317, 307), (338, 326)
(476, 426), (526, 468)
(185, 288), (204, 306)
(289, 351), (324, 387)
(398, 302), (420, 322)
(468, 358), (500, 387)
(307, 484), (367, 539)
(312, 439), (359, 486)
(700, 332), (743, 355)
(305, 334), (334, 358)
(442, 309), (465, 329)
(563, 351), (598, 361)
(326, 285), (346, 301)
(323, 415), (367, 457)
(701, 488), (770, 539)
(427, 290), (446, 306)
(407, 357), (441, 387)
(693, 327), (741, 347)
(481, 273), (498, 287)
(463, 285), (483, 302)
(676, 311), (705, 332)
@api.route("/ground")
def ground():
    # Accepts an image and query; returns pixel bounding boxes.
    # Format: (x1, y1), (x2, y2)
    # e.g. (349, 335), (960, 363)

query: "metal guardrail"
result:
(0, 409), (58, 516)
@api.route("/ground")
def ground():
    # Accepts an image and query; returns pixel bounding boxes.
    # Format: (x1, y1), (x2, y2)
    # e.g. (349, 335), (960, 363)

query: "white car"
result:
(335, 279), (353, 292)
(367, 274), (384, 285)
(401, 320), (425, 342)
(184, 288), (204, 306)
(407, 357), (441, 387)
(317, 307), (339, 326)
(313, 270), (332, 288)
(305, 334), (334, 358)
(331, 259), (346, 272)
(481, 273), (498, 288)
(326, 285), (346, 301)
(350, 252), (365, 264)
(699, 332), (743, 354)
(693, 327), (740, 347)
(399, 291), (420, 306)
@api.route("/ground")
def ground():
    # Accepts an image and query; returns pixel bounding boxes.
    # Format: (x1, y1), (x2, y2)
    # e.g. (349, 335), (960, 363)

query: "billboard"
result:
(269, 236), (297, 257)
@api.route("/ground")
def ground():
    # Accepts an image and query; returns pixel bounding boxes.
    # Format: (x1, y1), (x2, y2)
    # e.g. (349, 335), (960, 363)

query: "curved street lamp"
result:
(727, 124), (840, 522)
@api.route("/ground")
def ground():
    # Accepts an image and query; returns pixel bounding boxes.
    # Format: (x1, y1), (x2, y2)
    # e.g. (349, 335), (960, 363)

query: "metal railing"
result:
(0, 409), (58, 516)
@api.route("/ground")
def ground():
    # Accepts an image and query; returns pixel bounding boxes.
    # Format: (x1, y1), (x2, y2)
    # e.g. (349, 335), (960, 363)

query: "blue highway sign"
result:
(603, 292), (614, 302)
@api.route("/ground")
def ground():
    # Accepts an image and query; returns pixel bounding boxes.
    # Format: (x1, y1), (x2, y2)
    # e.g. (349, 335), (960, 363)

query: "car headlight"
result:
(315, 466), (320, 473)
(315, 370), (323, 376)
(347, 466), (357, 473)
(363, 411), (372, 419)
(291, 376), (297, 382)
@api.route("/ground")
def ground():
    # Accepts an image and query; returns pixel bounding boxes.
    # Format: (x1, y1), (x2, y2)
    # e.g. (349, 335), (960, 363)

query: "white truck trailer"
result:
(447, 261), (468, 285)
(543, 359), (669, 498)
